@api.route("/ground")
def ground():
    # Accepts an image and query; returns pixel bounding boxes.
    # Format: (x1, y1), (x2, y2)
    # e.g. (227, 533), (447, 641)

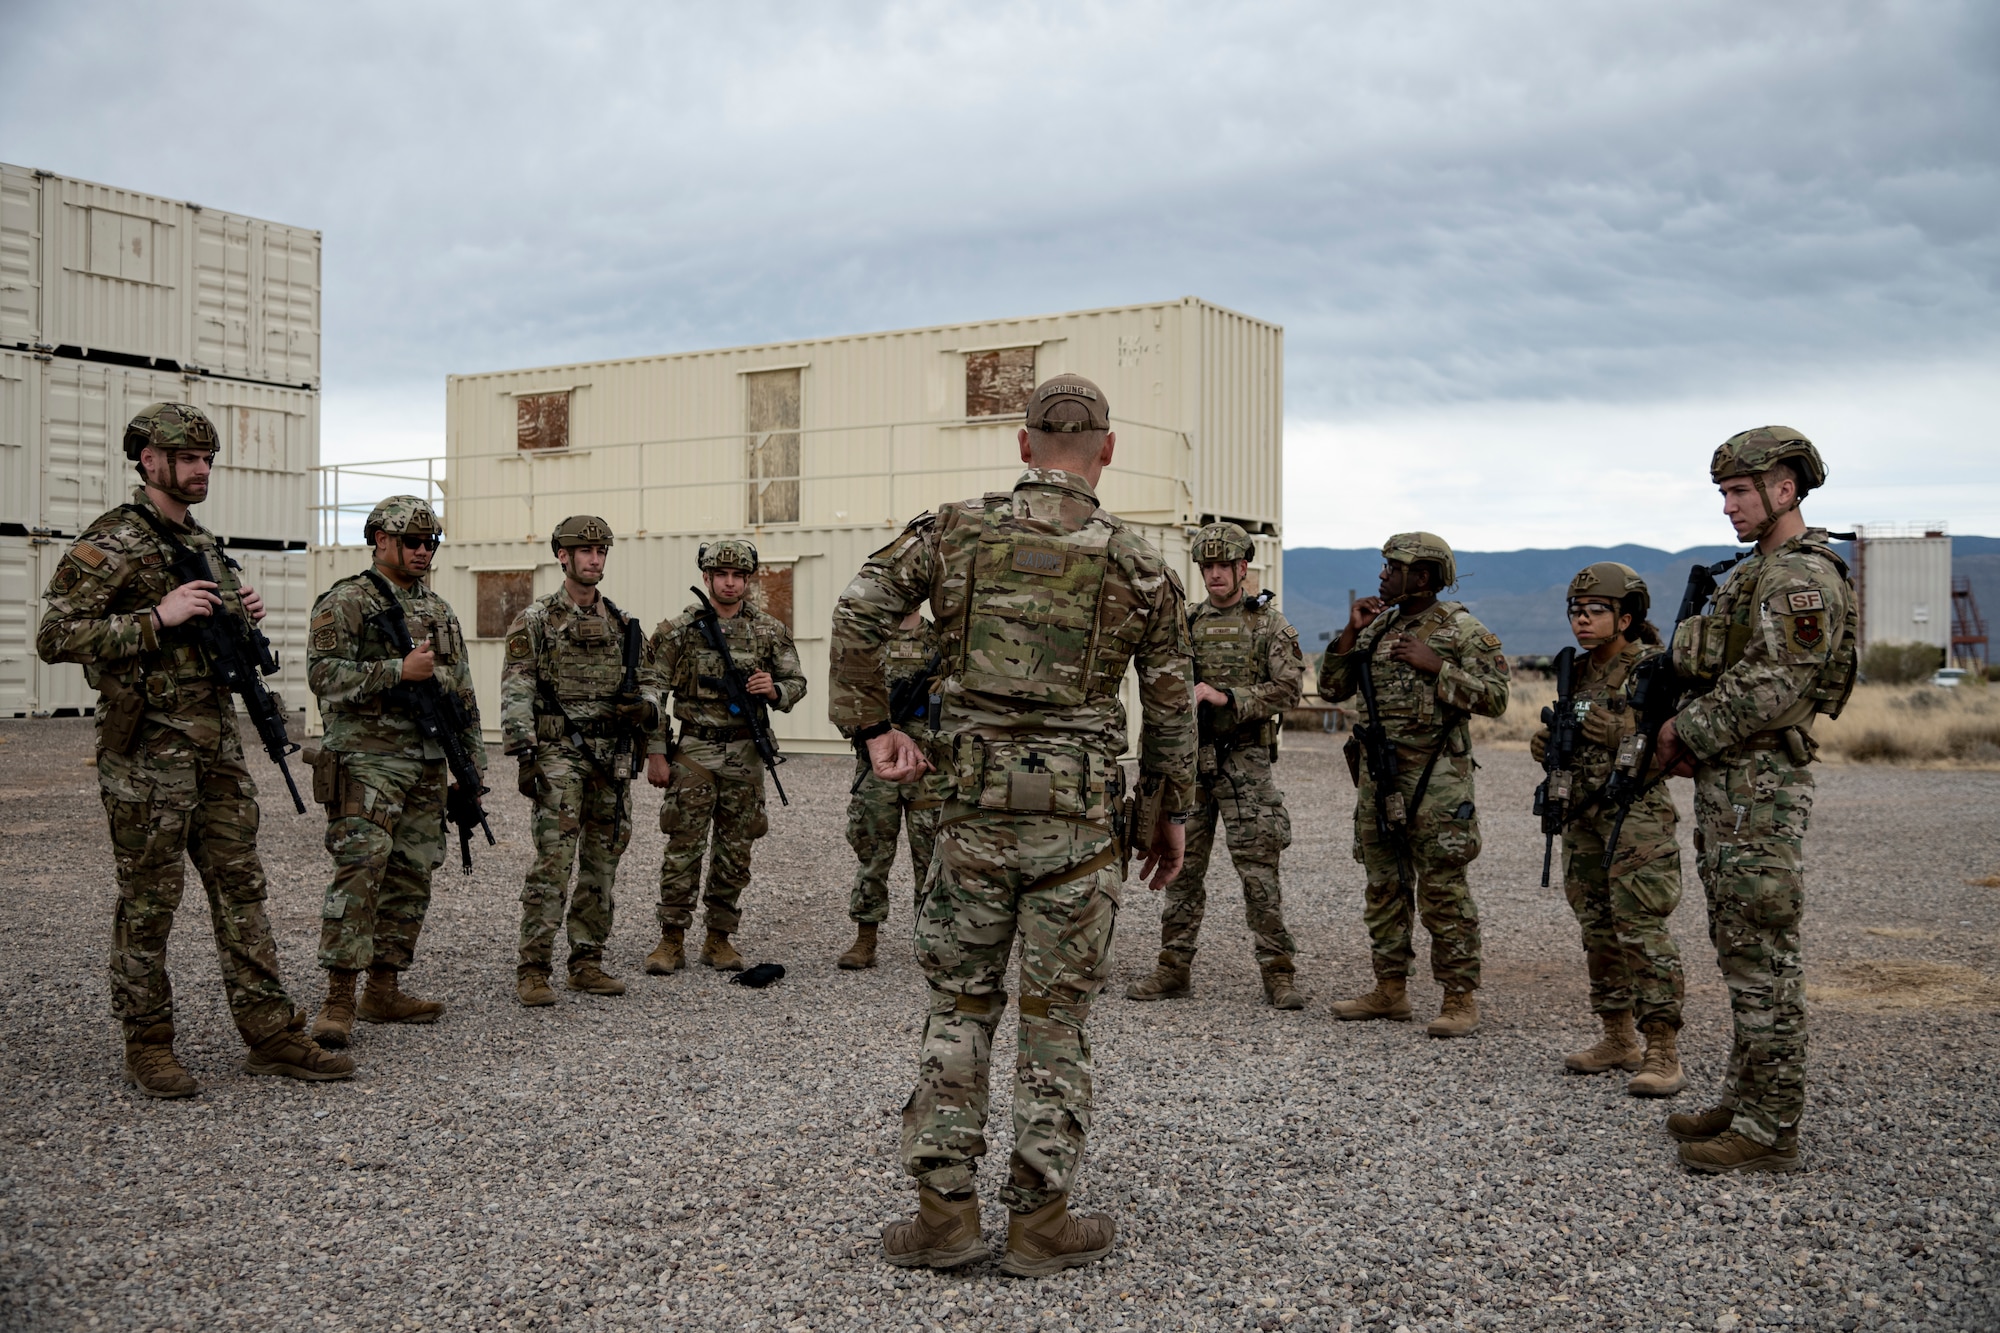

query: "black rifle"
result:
(122, 505), (305, 813)
(1531, 645), (1583, 887)
(613, 606), (647, 781)
(363, 571), (494, 873)
(688, 587), (788, 806)
(850, 648), (942, 795)
(1354, 648), (1414, 893)
(1598, 552), (1747, 869)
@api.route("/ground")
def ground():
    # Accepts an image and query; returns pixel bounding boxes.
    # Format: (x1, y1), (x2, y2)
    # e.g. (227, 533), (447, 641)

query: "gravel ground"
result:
(1, 717), (1996, 1333)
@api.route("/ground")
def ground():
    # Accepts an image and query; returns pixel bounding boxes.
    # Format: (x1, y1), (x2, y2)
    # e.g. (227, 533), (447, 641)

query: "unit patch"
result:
(1786, 589), (1826, 613)
(52, 562), (80, 593)
(70, 541), (109, 569)
(1478, 631), (1503, 650)
(1787, 614), (1823, 650)
(1011, 548), (1065, 576)
(507, 631), (533, 661)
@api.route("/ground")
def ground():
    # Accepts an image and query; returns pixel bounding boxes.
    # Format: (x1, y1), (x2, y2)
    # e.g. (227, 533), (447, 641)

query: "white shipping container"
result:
(1, 533), (309, 718)
(0, 162), (320, 386)
(0, 347), (316, 544)
(1854, 527), (1951, 652)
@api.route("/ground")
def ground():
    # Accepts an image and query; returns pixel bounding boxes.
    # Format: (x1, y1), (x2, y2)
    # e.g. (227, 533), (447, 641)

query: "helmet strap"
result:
(1746, 471), (1797, 543)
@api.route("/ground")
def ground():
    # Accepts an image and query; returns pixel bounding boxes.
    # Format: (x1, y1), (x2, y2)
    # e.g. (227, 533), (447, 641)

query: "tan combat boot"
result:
(1678, 1127), (1800, 1174)
(1665, 1105), (1734, 1142)
(1627, 1020), (1687, 1097)
(1426, 990), (1480, 1038)
(311, 968), (359, 1049)
(244, 1018), (357, 1082)
(1260, 957), (1310, 1011)
(837, 922), (879, 970)
(1330, 977), (1412, 1021)
(357, 965), (445, 1025)
(645, 927), (686, 975)
(999, 1194), (1115, 1277)
(517, 970), (557, 1007)
(1125, 952), (1191, 1001)
(700, 929), (745, 971)
(1564, 1010), (1642, 1073)
(123, 1024), (198, 1099)
(568, 959), (627, 995)
(882, 1187), (987, 1269)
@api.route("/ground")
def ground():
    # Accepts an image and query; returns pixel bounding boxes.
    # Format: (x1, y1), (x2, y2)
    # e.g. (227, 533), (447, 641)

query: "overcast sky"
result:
(6, 0), (1996, 549)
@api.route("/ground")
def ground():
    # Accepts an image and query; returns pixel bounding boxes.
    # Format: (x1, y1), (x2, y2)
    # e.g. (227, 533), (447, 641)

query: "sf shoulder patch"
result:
(1786, 589), (1826, 613)
(1787, 614), (1824, 650)
(1478, 631), (1503, 651)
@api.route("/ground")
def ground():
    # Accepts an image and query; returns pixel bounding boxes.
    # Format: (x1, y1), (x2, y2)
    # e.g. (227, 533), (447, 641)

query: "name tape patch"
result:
(1787, 589), (1826, 612)
(1011, 548), (1065, 576)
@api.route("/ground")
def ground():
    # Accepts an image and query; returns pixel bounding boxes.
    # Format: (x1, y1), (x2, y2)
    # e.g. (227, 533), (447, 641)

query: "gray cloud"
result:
(5, 0), (1994, 429)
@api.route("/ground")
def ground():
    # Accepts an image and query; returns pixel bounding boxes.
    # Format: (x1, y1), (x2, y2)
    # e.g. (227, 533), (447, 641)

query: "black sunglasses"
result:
(399, 534), (442, 551)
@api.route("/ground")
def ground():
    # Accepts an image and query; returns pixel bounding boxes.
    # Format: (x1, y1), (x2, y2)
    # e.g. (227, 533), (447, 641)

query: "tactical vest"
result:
(321, 577), (466, 718)
(538, 600), (628, 709)
(1670, 539), (1857, 727)
(92, 515), (239, 700)
(933, 493), (1140, 707)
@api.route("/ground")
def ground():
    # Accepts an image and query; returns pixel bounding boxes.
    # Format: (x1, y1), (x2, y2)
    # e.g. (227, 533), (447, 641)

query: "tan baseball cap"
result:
(1024, 374), (1110, 433)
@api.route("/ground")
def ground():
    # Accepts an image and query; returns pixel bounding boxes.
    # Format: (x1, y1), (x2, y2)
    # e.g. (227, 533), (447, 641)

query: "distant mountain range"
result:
(1280, 536), (2000, 657)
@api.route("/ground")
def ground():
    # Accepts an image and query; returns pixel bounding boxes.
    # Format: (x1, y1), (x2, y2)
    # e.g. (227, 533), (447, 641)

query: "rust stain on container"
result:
(965, 347), (1035, 419)
(745, 369), (800, 525)
(752, 567), (794, 631)
(476, 569), (535, 637)
(516, 391), (570, 452)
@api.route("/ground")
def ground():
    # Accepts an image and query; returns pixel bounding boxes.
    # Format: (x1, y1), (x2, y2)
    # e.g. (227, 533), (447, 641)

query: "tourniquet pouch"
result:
(959, 737), (1107, 820)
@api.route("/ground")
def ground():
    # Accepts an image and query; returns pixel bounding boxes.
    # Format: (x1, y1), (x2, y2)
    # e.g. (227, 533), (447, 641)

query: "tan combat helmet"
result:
(364, 495), (443, 544)
(1382, 531), (1456, 589)
(551, 514), (615, 555)
(1193, 521), (1255, 565)
(698, 538), (759, 573)
(1710, 426), (1827, 539)
(123, 402), (219, 460)
(1024, 374), (1111, 433)
(1567, 562), (1649, 619)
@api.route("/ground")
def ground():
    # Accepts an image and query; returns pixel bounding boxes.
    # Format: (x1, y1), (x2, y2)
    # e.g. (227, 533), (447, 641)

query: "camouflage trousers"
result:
(1694, 749), (1813, 1148)
(318, 752), (446, 972)
(1160, 746), (1296, 967)
(1560, 785), (1685, 1027)
(656, 739), (767, 935)
(520, 745), (634, 975)
(1352, 750), (1483, 991)
(904, 808), (1120, 1215)
(846, 755), (943, 924)
(98, 718), (294, 1044)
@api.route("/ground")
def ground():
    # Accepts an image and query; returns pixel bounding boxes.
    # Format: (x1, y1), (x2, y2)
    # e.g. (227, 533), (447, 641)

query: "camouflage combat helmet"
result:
(550, 514), (615, 555)
(364, 495), (443, 543)
(1193, 521), (1254, 565)
(1567, 562), (1649, 619)
(1382, 531), (1456, 589)
(1711, 426), (1825, 538)
(698, 537), (759, 573)
(123, 402), (218, 460)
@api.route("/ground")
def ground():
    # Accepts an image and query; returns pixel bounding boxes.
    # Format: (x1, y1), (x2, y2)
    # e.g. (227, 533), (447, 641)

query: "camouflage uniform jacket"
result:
(1318, 599), (1510, 753)
(499, 590), (658, 763)
(1190, 593), (1304, 741)
(828, 468), (1197, 816)
(1673, 529), (1855, 760)
(307, 568), (488, 767)
(642, 601), (806, 750)
(1569, 640), (1665, 793)
(872, 616), (944, 748)
(36, 488), (251, 740)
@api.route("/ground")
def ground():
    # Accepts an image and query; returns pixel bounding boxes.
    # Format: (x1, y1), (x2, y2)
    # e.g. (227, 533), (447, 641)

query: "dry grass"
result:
(1817, 680), (2000, 766)
(1809, 958), (2000, 1010)
(1475, 675), (1555, 748)
(1969, 874), (2000, 888)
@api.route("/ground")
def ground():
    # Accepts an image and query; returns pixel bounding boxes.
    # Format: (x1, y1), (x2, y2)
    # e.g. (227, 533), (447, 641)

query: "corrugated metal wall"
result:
(1856, 533), (1952, 651)
(0, 162), (320, 386)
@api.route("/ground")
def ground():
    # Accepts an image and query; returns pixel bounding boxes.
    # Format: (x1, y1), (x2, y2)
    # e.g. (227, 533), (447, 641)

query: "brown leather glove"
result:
(1529, 728), (1549, 764)
(1580, 703), (1636, 748)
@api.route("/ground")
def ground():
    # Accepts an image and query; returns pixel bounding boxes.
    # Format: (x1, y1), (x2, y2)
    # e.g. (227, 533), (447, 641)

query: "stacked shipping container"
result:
(313, 298), (1283, 753)
(1, 164), (320, 715)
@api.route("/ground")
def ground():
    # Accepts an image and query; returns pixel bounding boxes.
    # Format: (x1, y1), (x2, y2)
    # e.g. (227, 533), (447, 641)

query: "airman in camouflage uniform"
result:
(831, 374), (1196, 1276)
(306, 495), (487, 1048)
(1532, 563), (1687, 1096)
(1319, 532), (1510, 1037)
(640, 539), (807, 973)
(1656, 429), (1855, 1173)
(836, 612), (947, 971)
(501, 517), (659, 1006)
(1127, 522), (1308, 1009)
(36, 402), (353, 1095)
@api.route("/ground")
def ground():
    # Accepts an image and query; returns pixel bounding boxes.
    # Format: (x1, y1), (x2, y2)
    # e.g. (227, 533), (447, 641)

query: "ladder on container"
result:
(1952, 575), (1989, 666)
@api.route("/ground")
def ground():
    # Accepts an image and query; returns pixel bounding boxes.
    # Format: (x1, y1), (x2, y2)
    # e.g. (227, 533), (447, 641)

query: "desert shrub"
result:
(1862, 642), (1945, 685)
